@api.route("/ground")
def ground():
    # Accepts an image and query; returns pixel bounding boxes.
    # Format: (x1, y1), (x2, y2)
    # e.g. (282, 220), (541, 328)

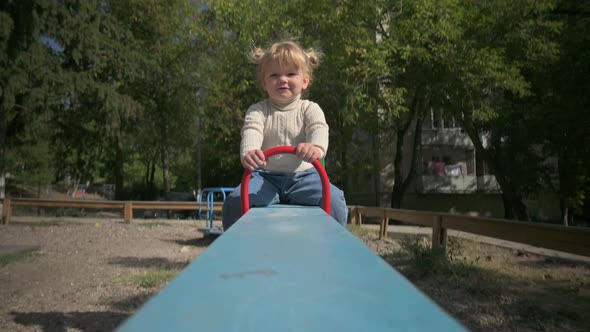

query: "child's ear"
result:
(302, 75), (310, 90)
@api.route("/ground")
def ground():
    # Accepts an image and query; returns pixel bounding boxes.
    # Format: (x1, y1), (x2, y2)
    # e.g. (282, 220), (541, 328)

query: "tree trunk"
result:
(462, 119), (529, 221)
(560, 199), (569, 227)
(0, 101), (6, 219)
(144, 159), (156, 200)
(502, 193), (515, 220)
(475, 153), (485, 191)
(161, 145), (171, 194)
(149, 159), (156, 196)
(390, 89), (424, 209)
(158, 105), (171, 194)
(114, 137), (125, 201)
(372, 130), (381, 206)
(391, 132), (405, 209)
(557, 153), (574, 226)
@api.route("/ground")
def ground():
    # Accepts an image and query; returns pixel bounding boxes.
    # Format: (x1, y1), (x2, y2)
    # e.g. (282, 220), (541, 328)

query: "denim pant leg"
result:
(222, 170), (281, 231)
(285, 169), (349, 226)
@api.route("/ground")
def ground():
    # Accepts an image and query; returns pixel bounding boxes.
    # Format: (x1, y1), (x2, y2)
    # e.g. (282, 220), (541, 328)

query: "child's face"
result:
(262, 60), (309, 103)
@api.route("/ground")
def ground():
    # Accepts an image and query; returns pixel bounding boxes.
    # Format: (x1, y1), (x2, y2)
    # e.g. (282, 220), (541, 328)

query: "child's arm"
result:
(240, 104), (266, 171)
(303, 102), (329, 158)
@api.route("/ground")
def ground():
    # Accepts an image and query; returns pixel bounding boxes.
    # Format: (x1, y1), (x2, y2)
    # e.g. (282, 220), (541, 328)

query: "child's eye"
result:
(269, 73), (279, 77)
(288, 73), (297, 76)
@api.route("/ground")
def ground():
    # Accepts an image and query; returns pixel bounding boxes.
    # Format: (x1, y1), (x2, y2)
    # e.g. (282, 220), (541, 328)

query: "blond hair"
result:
(250, 40), (323, 88)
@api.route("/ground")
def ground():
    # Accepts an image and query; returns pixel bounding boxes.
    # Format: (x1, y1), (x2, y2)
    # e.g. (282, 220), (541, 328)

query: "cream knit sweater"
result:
(240, 95), (329, 173)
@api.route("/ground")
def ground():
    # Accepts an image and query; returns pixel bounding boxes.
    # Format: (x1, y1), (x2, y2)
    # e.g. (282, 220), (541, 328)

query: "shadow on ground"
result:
(108, 257), (188, 270)
(11, 310), (129, 332)
(109, 293), (156, 312)
(170, 233), (218, 248)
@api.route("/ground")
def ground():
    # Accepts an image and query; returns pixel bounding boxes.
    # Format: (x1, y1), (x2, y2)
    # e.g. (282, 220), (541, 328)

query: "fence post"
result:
(379, 210), (389, 240)
(349, 206), (357, 225)
(124, 201), (133, 223)
(357, 207), (363, 225)
(431, 215), (447, 250)
(383, 214), (389, 239)
(2, 199), (11, 224)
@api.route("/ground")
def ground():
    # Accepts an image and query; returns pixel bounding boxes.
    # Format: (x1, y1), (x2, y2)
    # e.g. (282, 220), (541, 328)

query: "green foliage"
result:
(1, 0), (587, 220)
(6, 140), (54, 185)
(129, 268), (180, 289)
(394, 237), (476, 280)
(0, 248), (39, 268)
(529, 1), (590, 215)
(347, 224), (373, 238)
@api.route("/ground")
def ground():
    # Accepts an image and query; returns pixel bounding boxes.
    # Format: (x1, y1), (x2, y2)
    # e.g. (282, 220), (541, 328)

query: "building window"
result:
(426, 108), (460, 129)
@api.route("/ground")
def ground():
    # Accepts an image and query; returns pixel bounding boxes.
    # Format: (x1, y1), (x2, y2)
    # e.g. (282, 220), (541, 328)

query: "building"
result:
(346, 108), (560, 221)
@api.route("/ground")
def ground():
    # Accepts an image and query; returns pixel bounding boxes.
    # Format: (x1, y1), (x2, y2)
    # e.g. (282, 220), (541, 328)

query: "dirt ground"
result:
(1, 217), (589, 332)
(0, 218), (212, 332)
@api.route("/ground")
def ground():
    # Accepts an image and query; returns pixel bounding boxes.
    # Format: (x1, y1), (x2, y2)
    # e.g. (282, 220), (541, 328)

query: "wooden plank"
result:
(358, 206), (385, 218)
(10, 198), (125, 209)
(131, 201), (202, 210)
(356, 207), (387, 238)
(384, 209), (435, 227)
(442, 215), (590, 257)
(2, 198), (11, 224)
(117, 206), (466, 331)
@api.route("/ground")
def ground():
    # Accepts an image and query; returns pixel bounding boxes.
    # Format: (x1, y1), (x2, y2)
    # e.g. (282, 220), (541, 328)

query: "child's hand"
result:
(242, 149), (266, 171)
(296, 143), (322, 163)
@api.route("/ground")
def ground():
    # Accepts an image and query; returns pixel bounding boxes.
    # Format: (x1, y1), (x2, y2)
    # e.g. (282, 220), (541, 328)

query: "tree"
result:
(110, 0), (205, 195)
(1, 0), (65, 212)
(430, 0), (561, 220)
(530, 1), (590, 224)
(375, 0), (463, 208)
(48, 0), (144, 199)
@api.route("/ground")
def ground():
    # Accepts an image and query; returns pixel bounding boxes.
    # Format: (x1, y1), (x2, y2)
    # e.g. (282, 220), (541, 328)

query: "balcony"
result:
(416, 175), (500, 193)
(421, 128), (473, 148)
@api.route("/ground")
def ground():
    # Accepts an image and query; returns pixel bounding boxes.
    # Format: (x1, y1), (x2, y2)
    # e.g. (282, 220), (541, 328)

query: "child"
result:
(222, 40), (348, 230)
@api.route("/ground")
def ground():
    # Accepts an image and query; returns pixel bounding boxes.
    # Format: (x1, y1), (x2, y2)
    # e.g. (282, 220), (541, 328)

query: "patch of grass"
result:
(392, 237), (476, 280)
(347, 224), (373, 237)
(512, 299), (583, 331)
(386, 236), (590, 331)
(129, 268), (181, 289)
(14, 220), (78, 227)
(0, 249), (40, 267)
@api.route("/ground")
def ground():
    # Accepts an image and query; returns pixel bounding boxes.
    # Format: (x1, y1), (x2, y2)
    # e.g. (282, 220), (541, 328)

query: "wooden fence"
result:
(0, 198), (222, 224)
(1, 198), (589, 257)
(348, 206), (590, 257)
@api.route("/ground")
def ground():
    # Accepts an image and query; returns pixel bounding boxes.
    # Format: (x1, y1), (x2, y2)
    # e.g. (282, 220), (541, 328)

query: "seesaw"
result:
(116, 146), (467, 331)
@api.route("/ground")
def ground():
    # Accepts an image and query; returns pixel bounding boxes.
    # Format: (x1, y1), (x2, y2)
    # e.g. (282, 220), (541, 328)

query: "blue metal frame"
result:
(197, 187), (234, 234)
(117, 206), (467, 332)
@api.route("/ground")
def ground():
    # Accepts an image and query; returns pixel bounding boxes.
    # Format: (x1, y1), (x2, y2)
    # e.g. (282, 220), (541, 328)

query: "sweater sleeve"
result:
(240, 104), (265, 160)
(304, 102), (329, 158)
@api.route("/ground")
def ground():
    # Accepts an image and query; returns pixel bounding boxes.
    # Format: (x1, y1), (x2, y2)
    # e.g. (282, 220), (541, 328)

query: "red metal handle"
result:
(240, 146), (331, 215)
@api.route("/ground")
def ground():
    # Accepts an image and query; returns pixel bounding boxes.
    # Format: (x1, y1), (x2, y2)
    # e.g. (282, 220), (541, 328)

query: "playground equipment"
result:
(197, 187), (234, 234)
(240, 146), (331, 215)
(116, 146), (466, 331)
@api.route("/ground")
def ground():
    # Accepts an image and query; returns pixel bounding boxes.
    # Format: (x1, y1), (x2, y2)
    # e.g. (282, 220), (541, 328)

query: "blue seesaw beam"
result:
(117, 206), (467, 332)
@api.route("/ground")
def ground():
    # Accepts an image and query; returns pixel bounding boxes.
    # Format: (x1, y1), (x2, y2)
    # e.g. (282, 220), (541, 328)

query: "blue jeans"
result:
(222, 168), (348, 230)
